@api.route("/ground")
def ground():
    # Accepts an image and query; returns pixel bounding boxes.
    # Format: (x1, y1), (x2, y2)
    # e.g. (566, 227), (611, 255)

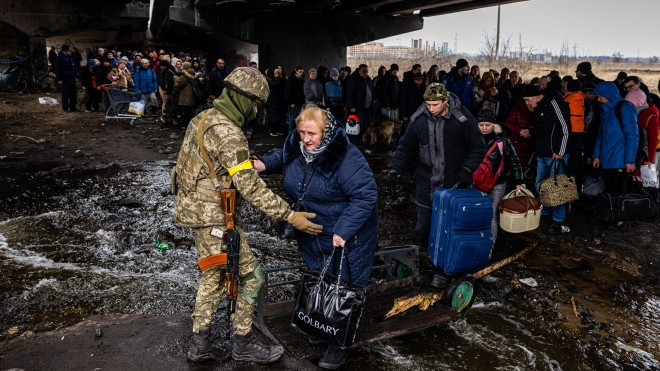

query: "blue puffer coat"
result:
(592, 82), (639, 168)
(261, 123), (378, 286)
(133, 66), (158, 93)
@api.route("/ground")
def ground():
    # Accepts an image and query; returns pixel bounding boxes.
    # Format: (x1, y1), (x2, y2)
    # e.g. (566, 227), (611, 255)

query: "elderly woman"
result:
(107, 60), (133, 89)
(253, 105), (378, 369)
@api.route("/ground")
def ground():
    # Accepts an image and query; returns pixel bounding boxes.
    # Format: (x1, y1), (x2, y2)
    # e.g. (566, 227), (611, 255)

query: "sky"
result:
(376, 0), (658, 58)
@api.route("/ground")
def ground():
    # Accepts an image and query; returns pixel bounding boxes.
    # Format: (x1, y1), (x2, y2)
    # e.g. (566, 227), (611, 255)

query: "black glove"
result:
(387, 171), (399, 186)
(458, 167), (473, 187)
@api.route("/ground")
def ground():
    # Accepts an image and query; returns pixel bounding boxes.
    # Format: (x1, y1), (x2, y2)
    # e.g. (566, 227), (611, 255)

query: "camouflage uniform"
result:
(174, 107), (292, 335)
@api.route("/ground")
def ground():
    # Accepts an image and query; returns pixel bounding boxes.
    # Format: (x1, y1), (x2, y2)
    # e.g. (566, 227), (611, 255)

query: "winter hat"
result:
(625, 89), (648, 108)
(521, 84), (542, 97)
(121, 56), (129, 61)
(456, 58), (469, 69)
(501, 67), (510, 75)
(577, 61), (592, 74)
(476, 108), (497, 123)
(329, 68), (339, 77)
(480, 71), (495, 84)
(171, 57), (181, 66)
(413, 72), (424, 81)
(87, 58), (97, 67)
(567, 80), (582, 93)
(61, 45), (69, 51)
(423, 82), (449, 101)
(308, 68), (317, 75)
(182, 61), (192, 69)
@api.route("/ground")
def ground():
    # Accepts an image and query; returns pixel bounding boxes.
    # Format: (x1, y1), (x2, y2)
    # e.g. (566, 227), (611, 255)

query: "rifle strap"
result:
(197, 253), (228, 271)
(196, 108), (233, 189)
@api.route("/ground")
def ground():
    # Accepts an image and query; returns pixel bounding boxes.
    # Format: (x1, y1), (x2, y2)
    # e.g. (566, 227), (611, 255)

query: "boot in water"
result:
(186, 330), (232, 362)
(232, 331), (284, 364)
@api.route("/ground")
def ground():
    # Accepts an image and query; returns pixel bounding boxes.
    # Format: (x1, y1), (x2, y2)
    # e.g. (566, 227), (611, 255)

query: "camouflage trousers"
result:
(191, 226), (259, 336)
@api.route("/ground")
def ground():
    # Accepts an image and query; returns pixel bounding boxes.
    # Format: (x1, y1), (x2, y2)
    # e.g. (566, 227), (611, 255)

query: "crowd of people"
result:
(51, 43), (660, 369)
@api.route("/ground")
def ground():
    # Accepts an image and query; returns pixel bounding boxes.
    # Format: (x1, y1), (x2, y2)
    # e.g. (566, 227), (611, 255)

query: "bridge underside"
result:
(1, 0), (526, 72)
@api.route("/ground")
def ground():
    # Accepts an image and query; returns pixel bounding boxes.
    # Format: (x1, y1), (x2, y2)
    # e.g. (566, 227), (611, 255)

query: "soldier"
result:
(173, 67), (323, 364)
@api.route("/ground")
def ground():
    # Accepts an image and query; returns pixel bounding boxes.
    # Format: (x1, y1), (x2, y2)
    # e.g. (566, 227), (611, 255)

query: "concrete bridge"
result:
(1, 0), (524, 72)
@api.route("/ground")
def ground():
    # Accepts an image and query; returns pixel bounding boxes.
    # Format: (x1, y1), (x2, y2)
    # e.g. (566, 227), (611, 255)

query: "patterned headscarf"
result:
(299, 110), (339, 163)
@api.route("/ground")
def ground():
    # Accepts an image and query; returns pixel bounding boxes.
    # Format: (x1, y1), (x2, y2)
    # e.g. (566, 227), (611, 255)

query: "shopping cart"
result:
(102, 85), (143, 124)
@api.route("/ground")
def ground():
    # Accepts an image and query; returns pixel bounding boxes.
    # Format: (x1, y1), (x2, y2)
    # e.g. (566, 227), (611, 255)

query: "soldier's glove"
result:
(387, 170), (399, 186)
(287, 211), (323, 235)
(458, 167), (474, 187)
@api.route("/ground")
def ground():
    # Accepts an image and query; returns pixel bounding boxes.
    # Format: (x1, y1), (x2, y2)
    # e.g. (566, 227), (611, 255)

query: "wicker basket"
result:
(499, 188), (542, 233)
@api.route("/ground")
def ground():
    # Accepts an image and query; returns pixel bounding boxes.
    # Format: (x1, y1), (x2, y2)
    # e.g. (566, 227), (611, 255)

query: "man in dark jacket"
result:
(284, 66), (305, 133)
(54, 45), (80, 112)
(346, 64), (374, 144)
(208, 58), (231, 99)
(389, 83), (485, 260)
(376, 64), (400, 121)
(522, 84), (572, 234)
(443, 59), (475, 112)
(575, 61), (603, 87)
(398, 72), (425, 136)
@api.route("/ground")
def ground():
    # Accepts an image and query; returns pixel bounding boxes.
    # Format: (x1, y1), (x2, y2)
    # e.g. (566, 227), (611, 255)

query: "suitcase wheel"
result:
(443, 275), (476, 313)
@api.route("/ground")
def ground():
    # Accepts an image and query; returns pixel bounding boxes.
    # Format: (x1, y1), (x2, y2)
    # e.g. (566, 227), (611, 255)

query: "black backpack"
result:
(614, 100), (647, 164)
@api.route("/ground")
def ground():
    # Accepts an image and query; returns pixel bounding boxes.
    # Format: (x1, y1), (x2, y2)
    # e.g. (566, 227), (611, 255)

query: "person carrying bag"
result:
(538, 159), (578, 207)
(291, 243), (367, 348)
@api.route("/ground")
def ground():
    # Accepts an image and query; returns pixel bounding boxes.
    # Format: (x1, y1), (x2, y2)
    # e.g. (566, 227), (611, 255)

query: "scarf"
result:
(212, 88), (256, 128)
(299, 111), (338, 163)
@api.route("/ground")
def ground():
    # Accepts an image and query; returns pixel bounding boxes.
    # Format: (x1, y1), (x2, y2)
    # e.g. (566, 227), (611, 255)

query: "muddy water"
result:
(0, 163), (658, 370)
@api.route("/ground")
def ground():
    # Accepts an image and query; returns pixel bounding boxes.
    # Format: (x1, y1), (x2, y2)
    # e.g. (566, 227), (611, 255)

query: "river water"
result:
(1, 162), (658, 370)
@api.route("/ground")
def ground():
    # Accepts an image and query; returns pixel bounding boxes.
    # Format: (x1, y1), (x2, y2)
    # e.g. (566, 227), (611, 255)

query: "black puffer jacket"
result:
(482, 124), (524, 185)
(389, 92), (486, 207)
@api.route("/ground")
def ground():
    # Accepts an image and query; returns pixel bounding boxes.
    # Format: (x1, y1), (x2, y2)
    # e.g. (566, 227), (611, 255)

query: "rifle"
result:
(220, 187), (240, 315)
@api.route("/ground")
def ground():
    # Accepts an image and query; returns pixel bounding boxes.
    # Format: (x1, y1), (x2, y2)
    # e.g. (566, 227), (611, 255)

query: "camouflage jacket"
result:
(174, 108), (291, 228)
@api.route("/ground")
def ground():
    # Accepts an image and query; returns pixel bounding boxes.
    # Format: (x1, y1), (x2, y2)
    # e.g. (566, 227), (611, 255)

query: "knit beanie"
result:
(577, 62), (592, 74)
(521, 84), (542, 97)
(329, 68), (339, 77)
(475, 108), (497, 123)
(456, 59), (469, 69)
(567, 80), (582, 93)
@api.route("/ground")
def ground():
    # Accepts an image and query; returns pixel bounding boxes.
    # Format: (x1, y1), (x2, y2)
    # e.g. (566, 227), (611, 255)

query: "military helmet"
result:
(423, 82), (449, 101)
(223, 67), (269, 103)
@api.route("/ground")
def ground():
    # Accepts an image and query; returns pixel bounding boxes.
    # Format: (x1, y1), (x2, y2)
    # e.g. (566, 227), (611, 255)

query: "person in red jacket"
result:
(503, 98), (535, 186)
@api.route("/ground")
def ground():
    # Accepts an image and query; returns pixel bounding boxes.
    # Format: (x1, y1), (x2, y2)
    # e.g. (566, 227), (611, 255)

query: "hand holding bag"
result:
(291, 244), (367, 348)
(538, 159), (578, 207)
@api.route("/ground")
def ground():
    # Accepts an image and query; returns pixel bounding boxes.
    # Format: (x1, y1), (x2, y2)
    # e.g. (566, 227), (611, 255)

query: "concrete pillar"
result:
(256, 13), (346, 75)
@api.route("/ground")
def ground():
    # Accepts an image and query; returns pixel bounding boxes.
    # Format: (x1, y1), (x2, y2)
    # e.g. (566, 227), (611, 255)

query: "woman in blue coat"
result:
(254, 105), (378, 369)
(592, 81), (639, 193)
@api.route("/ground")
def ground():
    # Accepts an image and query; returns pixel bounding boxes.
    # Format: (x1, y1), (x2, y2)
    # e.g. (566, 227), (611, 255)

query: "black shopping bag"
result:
(291, 246), (366, 348)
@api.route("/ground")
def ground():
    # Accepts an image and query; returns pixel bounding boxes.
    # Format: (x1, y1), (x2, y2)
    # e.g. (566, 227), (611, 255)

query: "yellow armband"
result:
(227, 160), (253, 176)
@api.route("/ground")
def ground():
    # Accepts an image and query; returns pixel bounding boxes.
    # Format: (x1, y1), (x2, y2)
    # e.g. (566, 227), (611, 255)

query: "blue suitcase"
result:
(428, 185), (494, 275)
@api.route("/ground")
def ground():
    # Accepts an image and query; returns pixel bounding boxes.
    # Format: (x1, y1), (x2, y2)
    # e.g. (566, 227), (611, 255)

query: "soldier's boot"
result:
(232, 331), (284, 364)
(186, 330), (232, 362)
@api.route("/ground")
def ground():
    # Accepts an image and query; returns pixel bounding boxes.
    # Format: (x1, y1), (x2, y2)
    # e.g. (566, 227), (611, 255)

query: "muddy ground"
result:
(1, 91), (659, 370)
